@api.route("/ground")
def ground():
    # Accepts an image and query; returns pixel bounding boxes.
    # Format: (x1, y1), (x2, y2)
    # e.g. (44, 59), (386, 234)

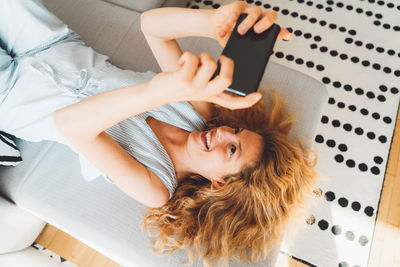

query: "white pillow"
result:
(0, 131), (22, 166)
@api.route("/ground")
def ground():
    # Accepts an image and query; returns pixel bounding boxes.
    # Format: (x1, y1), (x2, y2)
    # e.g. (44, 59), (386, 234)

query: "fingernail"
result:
(238, 25), (246, 34)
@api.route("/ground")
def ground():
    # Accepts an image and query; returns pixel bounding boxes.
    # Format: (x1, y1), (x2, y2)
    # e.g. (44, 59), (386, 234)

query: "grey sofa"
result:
(0, 0), (328, 266)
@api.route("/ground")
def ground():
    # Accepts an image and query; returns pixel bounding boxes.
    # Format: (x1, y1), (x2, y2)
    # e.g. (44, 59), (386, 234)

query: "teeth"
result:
(206, 132), (211, 149)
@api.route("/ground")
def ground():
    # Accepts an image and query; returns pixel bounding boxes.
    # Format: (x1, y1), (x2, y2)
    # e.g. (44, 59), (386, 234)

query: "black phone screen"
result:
(213, 14), (281, 96)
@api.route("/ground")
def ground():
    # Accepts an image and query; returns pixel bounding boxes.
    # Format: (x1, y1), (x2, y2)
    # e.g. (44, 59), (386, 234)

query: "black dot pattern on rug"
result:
(379, 85), (388, 92)
(273, 50), (325, 71)
(335, 154), (344, 163)
(315, 134), (347, 152)
(338, 144), (348, 152)
(364, 206), (374, 217)
(334, 154), (379, 175)
(318, 220), (329, 230)
(371, 166), (380, 175)
(358, 163), (368, 172)
(351, 201), (361, 211)
(338, 197), (349, 207)
(354, 128), (364, 135)
(275, 52), (284, 58)
(332, 120), (341, 127)
(383, 116), (392, 124)
(355, 88), (364, 95)
(374, 156), (383, 164)
(327, 139), (336, 147)
(345, 231), (355, 241)
(325, 191), (336, 201)
(367, 132), (376, 139)
(310, 42), (400, 77)
(346, 159), (356, 168)
(378, 135), (387, 143)
(322, 78), (387, 103)
(321, 116), (383, 144)
(263, 4), (357, 36)
(343, 123), (353, 132)
(315, 134), (324, 143)
(331, 225), (342, 235)
(359, 235), (369, 246)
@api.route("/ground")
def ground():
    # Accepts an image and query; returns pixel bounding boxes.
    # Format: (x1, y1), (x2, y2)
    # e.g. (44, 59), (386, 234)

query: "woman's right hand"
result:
(149, 52), (262, 110)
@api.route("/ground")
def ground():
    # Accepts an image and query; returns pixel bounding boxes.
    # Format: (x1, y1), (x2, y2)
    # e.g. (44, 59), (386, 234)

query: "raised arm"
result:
(141, 7), (215, 119)
(140, 2), (292, 118)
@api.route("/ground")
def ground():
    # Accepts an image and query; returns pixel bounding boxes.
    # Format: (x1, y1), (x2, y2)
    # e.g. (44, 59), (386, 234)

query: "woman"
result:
(0, 1), (317, 265)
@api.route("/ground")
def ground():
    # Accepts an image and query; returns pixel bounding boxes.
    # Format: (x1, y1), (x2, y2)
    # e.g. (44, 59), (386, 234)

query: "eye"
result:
(230, 144), (237, 156)
(234, 127), (240, 134)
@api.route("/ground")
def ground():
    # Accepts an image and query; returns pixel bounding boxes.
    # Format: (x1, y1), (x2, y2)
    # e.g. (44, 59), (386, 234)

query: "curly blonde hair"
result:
(142, 89), (318, 267)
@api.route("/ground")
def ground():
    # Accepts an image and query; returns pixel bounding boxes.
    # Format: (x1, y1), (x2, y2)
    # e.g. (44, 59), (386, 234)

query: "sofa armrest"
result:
(0, 197), (46, 254)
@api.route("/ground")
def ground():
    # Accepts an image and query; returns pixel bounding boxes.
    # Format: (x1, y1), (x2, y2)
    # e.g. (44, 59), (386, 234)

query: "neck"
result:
(161, 127), (196, 182)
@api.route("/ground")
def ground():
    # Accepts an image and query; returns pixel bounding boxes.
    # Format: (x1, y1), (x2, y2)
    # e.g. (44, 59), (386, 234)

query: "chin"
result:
(188, 131), (201, 148)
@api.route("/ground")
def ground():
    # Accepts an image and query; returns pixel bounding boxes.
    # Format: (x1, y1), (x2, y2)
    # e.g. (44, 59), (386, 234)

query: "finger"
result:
(219, 17), (237, 38)
(277, 28), (292, 40)
(212, 92), (262, 110)
(178, 52), (200, 79)
(221, 1), (246, 37)
(194, 53), (218, 84)
(238, 6), (262, 35)
(253, 10), (278, 34)
(208, 55), (234, 94)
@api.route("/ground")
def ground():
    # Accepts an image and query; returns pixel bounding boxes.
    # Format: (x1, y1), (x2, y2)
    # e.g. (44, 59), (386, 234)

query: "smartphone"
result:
(213, 14), (281, 96)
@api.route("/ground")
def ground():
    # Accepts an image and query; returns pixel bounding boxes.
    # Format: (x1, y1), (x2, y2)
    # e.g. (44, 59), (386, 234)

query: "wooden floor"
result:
(36, 106), (400, 266)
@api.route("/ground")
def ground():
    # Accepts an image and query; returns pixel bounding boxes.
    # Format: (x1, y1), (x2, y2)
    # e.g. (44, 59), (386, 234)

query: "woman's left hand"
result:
(208, 1), (292, 47)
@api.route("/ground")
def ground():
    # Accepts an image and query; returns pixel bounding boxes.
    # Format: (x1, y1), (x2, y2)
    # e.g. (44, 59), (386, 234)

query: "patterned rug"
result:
(187, 0), (400, 266)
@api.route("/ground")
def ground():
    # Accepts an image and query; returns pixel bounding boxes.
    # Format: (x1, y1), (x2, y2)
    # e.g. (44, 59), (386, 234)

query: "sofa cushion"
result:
(101, 0), (166, 12)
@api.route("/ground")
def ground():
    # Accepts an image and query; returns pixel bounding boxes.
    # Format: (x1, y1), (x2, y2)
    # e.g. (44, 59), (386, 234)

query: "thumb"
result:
(213, 92), (262, 110)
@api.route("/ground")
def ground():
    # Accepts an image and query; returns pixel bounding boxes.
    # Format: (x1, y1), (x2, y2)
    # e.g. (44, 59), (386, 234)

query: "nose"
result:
(216, 126), (236, 144)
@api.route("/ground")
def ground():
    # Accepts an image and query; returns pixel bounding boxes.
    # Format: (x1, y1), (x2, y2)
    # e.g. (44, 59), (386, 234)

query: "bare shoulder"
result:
(189, 101), (212, 121)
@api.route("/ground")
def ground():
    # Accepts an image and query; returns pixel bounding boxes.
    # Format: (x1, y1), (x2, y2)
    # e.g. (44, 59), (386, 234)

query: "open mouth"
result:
(201, 131), (212, 150)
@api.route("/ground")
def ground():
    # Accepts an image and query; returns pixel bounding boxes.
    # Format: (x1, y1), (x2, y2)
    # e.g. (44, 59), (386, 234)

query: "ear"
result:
(211, 178), (226, 189)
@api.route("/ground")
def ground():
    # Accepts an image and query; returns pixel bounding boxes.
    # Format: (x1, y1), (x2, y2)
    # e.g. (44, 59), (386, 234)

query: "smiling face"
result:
(185, 126), (264, 184)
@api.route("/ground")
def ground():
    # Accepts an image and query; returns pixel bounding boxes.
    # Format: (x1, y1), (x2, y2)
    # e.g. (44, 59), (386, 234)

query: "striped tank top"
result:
(80, 100), (207, 199)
